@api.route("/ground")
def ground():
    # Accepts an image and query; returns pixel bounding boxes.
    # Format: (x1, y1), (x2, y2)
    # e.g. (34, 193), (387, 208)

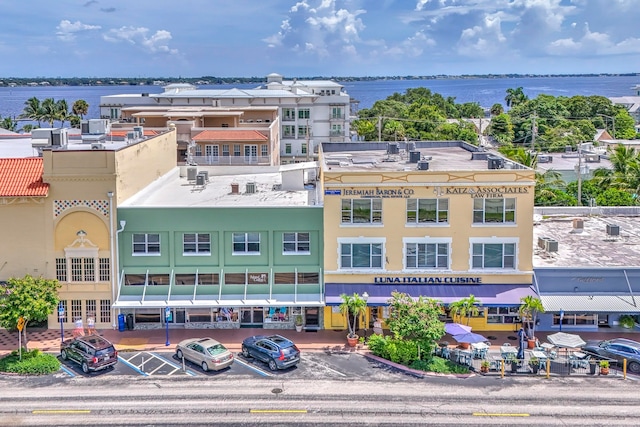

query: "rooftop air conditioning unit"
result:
(417, 160), (429, 171)
(246, 182), (256, 194)
(133, 126), (144, 138)
(606, 224), (620, 236)
(198, 170), (209, 182)
(387, 142), (399, 155)
(91, 143), (105, 150)
(573, 218), (584, 230)
(545, 239), (559, 253)
(487, 155), (504, 169)
(196, 174), (205, 186)
(409, 151), (421, 163)
(187, 167), (198, 181)
(538, 236), (550, 249)
(126, 131), (136, 141)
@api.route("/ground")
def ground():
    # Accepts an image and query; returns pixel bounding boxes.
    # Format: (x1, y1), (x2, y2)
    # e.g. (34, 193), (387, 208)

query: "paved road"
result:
(0, 375), (639, 426)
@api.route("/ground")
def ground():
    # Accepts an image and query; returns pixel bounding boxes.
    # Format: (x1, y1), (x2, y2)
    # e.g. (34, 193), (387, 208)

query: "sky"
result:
(1, 0), (639, 78)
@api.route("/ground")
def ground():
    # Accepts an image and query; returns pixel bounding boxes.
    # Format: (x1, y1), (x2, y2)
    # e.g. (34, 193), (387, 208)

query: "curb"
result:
(363, 352), (476, 379)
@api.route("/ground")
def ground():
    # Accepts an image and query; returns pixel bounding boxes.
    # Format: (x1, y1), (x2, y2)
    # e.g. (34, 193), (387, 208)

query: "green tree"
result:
(20, 97), (43, 126)
(596, 188), (638, 206)
(0, 275), (60, 350)
(21, 124), (35, 133)
(449, 295), (482, 326)
(72, 99), (89, 119)
(519, 296), (545, 340)
(505, 87), (528, 108)
(457, 102), (484, 118)
(0, 116), (17, 132)
(56, 99), (71, 128)
(339, 293), (368, 339)
(488, 113), (514, 145)
(614, 110), (637, 139)
(40, 98), (59, 127)
(490, 103), (504, 116)
(384, 291), (445, 359)
(352, 119), (377, 140)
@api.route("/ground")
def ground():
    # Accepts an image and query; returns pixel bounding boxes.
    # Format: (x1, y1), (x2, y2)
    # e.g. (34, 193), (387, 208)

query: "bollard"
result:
(623, 359), (627, 380)
(182, 356), (186, 372)
(500, 360), (504, 378)
(141, 356), (145, 373)
(546, 358), (550, 379)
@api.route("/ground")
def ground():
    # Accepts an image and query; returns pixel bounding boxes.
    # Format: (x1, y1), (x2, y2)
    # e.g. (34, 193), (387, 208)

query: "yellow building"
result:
(320, 142), (537, 333)
(0, 130), (176, 330)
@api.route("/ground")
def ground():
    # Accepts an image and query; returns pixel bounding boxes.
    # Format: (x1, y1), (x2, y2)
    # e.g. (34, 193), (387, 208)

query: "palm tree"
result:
(339, 293), (368, 339)
(21, 97), (43, 126)
(505, 87), (528, 108)
(40, 98), (59, 127)
(56, 99), (70, 128)
(0, 116), (17, 132)
(490, 103), (504, 116)
(518, 296), (545, 340)
(449, 295), (482, 326)
(593, 145), (640, 192)
(72, 99), (89, 119)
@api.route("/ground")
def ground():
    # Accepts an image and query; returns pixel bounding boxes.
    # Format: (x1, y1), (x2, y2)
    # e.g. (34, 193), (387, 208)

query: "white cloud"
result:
(457, 13), (506, 57)
(547, 22), (640, 56)
(103, 26), (178, 55)
(56, 20), (101, 42)
(384, 30), (435, 57)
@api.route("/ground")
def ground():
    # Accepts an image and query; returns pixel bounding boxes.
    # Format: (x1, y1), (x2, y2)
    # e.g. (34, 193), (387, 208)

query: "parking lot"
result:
(58, 349), (411, 381)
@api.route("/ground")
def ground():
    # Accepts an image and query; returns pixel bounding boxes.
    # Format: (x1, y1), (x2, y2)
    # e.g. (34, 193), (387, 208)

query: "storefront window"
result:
(486, 307), (519, 324)
(265, 307), (289, 322)
(553, 313), (597, 326)
(134, 309), (161, 323)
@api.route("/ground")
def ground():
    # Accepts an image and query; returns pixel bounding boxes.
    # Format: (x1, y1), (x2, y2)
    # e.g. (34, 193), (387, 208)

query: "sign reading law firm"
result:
(325, 186), (528, 199)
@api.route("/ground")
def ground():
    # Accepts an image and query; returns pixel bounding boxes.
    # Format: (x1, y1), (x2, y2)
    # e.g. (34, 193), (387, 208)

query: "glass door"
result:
(244, 145), (258, 164)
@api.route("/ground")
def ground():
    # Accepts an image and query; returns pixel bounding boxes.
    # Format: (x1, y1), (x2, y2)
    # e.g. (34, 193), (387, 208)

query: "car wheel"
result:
(201, 362), (209, 372)
(629, 361), (640, 374)
(61, 350), (68, 360)
(81, 362), (89, 374)
(176, 349), (183, 360)
(268, 359), (278, 371)
(242, 345), (251, 358)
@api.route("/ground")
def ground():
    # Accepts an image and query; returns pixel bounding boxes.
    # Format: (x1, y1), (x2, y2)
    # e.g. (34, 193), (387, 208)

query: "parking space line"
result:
(150, 352), (197, 376)
(300, 355), (347, 377)
(59, 365), (75, 377)
(123, 352), (141, 362)
(234, 357), (273, 377)
(169, 367), (180, 375)
(118, 355), (148, 376)
(148, 364), (167, 375)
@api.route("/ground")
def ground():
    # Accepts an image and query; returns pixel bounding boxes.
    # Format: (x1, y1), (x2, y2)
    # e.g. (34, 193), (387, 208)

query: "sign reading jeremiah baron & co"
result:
(326, 186), (528, 199)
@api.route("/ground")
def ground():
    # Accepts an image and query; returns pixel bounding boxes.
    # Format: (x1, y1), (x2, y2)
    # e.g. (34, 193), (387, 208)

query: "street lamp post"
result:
(362, 292), (369, 341)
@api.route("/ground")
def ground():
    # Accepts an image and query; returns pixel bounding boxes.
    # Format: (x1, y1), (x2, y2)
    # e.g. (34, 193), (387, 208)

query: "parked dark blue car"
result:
(241, 334), (300, 371)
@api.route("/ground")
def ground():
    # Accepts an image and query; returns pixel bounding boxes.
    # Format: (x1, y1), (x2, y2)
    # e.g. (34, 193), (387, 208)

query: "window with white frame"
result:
(471, 241), (516, 269)
(205, 145), (219, 159)
(282, 108), (295, 121)
(100, 299), (111, 323)
(283, 125), (295, 138)
(233, 232), (260, 254)
(133, 233), (160, 255)
(222, 144), (230, 156)
(406, 198), (448, 224)
(56, 258), (67, 282)
(233, 144), (241, 157)
(70, 258), (95, 282)
(405, 241), (449, 269)
(487, 307), (520, 324)
(298, 125), (309, 137)
(285, 143), (292, 154)
(473, 198), (515, 223)
(331, 124), (342, 136)
(331, 107), (343, 119)
(341, 198), (382, 224)
(99, 258), (110, 281)
(261, 144), (268, 157)
(183, 233), (211, 255)
(283, 232), (310, 254)
(301, 143), (307, 154)
(340, 240), (384, 269)
(59, 300), (68, 322)
(195, 145), (202, 156)
(298, 108), (310, 119)
(71, 300), (82, 321)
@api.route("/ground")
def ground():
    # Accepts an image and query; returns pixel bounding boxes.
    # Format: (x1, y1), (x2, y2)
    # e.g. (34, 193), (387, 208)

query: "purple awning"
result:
(325, 283), (536, 306)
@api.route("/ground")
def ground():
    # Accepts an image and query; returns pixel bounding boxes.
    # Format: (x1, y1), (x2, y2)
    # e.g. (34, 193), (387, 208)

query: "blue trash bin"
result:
(118, 314), (126, 332)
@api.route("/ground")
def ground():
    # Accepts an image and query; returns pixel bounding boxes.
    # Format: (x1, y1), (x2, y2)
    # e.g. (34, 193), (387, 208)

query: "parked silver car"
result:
(175, 337), (234, 372)
(582, 338), (640, 373)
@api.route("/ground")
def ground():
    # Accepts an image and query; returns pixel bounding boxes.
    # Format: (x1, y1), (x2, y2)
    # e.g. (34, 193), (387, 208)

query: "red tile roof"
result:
(193, 130), (268, 141)
(0, 158), (49, 197)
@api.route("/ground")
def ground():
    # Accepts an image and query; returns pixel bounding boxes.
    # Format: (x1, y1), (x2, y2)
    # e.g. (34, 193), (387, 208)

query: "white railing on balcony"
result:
(191, 155), (271, 166)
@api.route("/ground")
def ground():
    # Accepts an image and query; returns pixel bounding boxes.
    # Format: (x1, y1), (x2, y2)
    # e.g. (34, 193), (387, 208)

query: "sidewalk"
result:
(1, 326), (639, 354)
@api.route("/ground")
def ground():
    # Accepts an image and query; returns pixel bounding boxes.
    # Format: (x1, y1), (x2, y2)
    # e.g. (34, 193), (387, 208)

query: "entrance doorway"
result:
(240, 307), (264, 327)
(304, 307), (319, 329)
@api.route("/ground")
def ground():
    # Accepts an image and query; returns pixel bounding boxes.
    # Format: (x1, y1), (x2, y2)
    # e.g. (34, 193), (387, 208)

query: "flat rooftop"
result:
(533, 212), (640, 268)
(321, 141), (529, 173)
(120, 168), (318, 208)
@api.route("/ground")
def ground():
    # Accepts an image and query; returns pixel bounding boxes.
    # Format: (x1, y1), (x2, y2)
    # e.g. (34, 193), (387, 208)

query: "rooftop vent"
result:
(246, 182), (256, 194)
(487, 155), (504, 169)
(231, 183), (239, 194)
(573, 218), (584, 231)
(606, 224), (620, 236)
(545, 239), (559, 253)
(187, 167), (198, 181)
(409, 151), (421, 163)
(91, 143), (105, 150)
(387, 142), (399, 155)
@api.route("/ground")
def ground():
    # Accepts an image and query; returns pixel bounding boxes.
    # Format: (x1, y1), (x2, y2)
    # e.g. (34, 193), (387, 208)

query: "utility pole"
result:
(378, 116), (382, 142)
(577, 143), (582, 206)
(531, 111), (537, 151)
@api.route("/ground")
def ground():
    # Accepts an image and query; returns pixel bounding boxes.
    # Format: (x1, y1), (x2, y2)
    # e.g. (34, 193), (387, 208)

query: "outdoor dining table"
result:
(531, 350), (548, 368)
(500, 345), (518, 359)
(471, 342), (489, 359)
(540, 342), (555, 353)
(454, 349), (473, 366)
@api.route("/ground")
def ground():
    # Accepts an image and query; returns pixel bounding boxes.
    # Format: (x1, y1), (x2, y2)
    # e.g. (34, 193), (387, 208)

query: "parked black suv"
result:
(60, 334), (118, 373)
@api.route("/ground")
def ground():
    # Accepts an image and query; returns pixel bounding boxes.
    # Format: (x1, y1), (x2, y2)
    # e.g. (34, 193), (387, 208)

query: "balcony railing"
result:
(330, 114), (345, 120)
(191, 155), (271, 166)
(329, 131), (344, 137)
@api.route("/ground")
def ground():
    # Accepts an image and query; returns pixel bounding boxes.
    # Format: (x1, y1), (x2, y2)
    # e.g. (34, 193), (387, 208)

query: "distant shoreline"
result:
(1, 73), (639, 87)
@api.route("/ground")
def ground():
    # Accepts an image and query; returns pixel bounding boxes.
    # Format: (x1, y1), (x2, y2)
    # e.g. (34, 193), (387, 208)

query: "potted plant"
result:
(599, 360), (610, 375)
(294, 315), (303, 332)
(505, 353), (519, 373)
(339, 293), (368, 347)
(480, 359), (490, 373)
(529, 356), (540, 374)
(618, 315), (635, 329)
(519, 296), (545, 348)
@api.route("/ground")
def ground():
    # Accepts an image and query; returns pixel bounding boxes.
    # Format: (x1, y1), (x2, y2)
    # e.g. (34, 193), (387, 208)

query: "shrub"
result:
(387, 339), (419, 365)
(618, 315), (635, 329)
(410, 357), (470, 374)
(366, 334), (390, 359)
(0, 349), (60, 375)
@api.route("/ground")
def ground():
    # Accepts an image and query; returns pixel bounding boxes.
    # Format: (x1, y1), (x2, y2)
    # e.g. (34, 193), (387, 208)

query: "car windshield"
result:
(207, 344), (227, 356)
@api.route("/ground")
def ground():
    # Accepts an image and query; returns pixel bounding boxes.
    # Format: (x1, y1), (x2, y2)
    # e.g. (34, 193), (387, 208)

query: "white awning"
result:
(113, 295), (324, 309)
(539, 294), (640, 313)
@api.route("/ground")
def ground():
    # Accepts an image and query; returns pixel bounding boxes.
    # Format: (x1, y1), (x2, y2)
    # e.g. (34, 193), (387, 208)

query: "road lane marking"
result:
(472, 413), (530, 417)
(234, 357), (273, 377)
(32, 410), (91, 414)
(300, 355), (347, 377)
(250, 409), (307, 413)
(118, 355), (148, 376)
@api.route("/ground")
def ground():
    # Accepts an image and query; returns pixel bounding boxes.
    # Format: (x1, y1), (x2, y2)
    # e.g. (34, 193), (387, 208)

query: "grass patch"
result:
(0, 349), (60, 375)
(409, 356), (470, 374)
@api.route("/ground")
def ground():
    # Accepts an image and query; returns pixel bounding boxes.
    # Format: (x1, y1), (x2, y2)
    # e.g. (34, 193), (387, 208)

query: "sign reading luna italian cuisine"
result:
(374, 277), (482, 284)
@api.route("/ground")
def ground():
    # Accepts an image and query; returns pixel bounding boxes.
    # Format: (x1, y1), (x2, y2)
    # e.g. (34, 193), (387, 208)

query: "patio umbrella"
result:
(546, 332), (586, 349)
(445, 323), (472, 336)
(452, 332), (487, 344)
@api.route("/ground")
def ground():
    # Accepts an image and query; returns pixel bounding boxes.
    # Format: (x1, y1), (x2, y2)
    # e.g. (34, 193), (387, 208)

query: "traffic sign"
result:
(17, 317), (25, 332)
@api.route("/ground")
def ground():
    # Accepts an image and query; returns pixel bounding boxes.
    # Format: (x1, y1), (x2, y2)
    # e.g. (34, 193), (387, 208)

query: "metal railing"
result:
(191, 155), (271, 166)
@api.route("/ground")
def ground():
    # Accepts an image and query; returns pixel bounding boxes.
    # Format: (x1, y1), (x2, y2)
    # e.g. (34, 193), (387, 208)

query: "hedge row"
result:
(0, 349), (61, 375)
